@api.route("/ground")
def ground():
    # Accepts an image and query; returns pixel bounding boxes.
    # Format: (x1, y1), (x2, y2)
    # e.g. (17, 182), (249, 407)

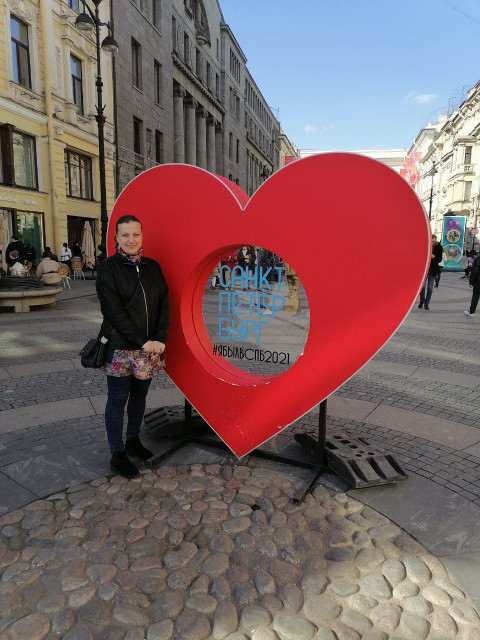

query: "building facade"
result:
(113, 0), (282, 197)
(0, 0), (115, 266)
(411, 85), (480, 248)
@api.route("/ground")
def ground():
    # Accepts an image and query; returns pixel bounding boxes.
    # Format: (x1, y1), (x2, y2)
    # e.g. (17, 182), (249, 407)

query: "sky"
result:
(220, 0), (480, 152)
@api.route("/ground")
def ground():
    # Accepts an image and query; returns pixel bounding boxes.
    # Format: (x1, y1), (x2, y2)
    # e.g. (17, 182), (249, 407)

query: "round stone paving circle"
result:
(0, 464), (479, 640)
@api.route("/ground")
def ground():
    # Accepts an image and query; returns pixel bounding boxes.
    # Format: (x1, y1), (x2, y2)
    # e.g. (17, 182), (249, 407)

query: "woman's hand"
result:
(142, 340), (165, 355)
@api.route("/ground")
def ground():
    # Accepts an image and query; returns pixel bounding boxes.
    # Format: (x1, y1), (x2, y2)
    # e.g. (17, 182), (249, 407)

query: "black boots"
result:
(111, 438), (153, 479)
(111, 451), (139, 478)
(125, 436), (153, 460)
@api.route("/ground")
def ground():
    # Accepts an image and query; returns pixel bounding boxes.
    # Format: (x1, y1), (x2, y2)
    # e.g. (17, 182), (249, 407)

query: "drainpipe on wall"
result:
(39, 0), (61, 252)
(110, 0), (120, 198)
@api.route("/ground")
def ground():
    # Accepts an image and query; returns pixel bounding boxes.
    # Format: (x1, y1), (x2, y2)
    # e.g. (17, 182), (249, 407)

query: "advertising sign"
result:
(442, 216), (466, 271)
(108, 154), (430, 458)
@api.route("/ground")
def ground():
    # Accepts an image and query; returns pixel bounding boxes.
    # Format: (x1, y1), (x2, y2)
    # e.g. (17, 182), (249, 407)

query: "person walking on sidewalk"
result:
(464, 253), (480, 317)
(419, 234), (443, 310)
(96, 215), (169, 478)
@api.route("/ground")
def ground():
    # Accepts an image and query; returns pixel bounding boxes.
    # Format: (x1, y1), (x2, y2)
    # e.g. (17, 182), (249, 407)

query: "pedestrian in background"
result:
(435, 247), (445, 287)
(96, 214), (169, 478)
(418, 234), (443, 310)
(72, 240), (82, 258)
(36, 251), (62, 285)
(464, 253), (480, 317)
(461, 251), (477, 279)
(6, 235), (25, 262)
(60, 242), (72, 269)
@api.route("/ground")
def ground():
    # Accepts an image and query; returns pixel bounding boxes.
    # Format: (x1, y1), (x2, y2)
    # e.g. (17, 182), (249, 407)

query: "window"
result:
(66, 0), (79, 11)
(155, 130), (163, 163)
(184, 33), (190, 66)
(64, 149), (92, 199)
(133, 118), (142, 154)
(465, 146), (472, 165)
(70, 54), (83, 114)
(206, 62), (211, 89)
(154, 60), (162, 104)
(0, 126), (38, 190)
(216, 38), (219, 59)
(131, 39), (141, 89)
(215, 74), (219, 99)
(11, 16), (31, 90)
(152, 0), (161, 29)
(236, 139), (239, 164)
(465, 182), (472, 201)
(13, 132), (36, 188)
(229, 132), (233, 160)
(172, 16), (177, 51)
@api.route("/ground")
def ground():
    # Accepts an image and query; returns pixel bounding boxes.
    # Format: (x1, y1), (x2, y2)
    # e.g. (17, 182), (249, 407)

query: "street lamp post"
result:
(428, 163), (438, 222)
(75, 0), (118, 262)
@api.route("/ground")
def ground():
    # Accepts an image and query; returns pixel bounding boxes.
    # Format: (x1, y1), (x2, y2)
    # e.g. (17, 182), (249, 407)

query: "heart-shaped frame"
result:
(108, 154), (430, 457)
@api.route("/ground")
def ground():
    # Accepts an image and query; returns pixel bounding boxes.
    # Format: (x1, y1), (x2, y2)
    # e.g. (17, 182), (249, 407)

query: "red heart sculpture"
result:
(108, 154), (430, 457)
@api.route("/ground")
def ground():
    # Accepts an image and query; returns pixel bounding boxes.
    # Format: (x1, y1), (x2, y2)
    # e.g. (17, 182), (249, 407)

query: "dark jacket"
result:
(96, 252), (169, 350)
(6, 240), (25, 263)
(429, 242), (443, 276)
(469, 256), (480, 286)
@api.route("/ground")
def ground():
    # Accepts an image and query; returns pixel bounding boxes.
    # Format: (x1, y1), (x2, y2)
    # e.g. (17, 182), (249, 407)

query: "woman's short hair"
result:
(116, 215), (142, 232)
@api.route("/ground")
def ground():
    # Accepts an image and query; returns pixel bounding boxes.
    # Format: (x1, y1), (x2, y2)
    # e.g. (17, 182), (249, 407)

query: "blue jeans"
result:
(105, 375), (152, 453)
(420, 273), (435, 306)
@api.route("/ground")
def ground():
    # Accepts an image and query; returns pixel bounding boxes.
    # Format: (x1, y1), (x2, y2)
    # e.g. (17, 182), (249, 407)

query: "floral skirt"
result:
(102, 349), (165, 380)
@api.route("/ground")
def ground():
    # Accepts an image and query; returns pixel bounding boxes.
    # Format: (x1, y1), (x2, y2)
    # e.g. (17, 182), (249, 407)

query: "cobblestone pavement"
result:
(1, 464), (479, 640)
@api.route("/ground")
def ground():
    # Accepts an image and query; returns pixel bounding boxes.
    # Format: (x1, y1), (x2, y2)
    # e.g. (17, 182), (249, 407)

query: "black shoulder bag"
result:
(79, 280), (141, 369)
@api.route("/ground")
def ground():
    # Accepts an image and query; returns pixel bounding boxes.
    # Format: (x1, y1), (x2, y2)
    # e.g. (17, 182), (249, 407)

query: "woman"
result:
(35, 251), (63, 285)
(72, 240), (82, 258)
(96, 215), (169, 478)
(60, 242), (72, 269)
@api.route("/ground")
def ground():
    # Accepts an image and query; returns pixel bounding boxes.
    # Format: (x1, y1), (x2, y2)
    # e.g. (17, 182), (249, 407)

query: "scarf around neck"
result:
(118, 246), (143, 264)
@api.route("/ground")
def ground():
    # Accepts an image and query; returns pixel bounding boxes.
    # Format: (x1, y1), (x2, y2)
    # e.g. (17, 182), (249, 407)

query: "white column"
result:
(173, 86), (186, 163)
(215, 123), (223, 175)
(185, 97), (198, 165)
(206, 117), (216, 173)
(196, 107), (208, 170)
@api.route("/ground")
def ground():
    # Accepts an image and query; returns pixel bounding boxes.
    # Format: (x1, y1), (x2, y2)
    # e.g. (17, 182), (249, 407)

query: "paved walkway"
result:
(0, 272), (479, 639)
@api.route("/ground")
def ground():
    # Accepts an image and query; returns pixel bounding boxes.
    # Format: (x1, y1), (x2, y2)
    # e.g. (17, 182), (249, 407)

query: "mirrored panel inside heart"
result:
(202, 246), (310, 375)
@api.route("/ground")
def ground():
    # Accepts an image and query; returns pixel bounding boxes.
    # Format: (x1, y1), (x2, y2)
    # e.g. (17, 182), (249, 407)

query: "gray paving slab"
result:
(379, 343), (407, 354)
(462, 441), (480, 457)
(0, 471), (37, 515)
(362, 360), (418, 377)
(5, 359), (77, 378)
(323, 395), (378, 421)
(365, 403), (480, 449)
(460, 353), (480, 366)
(349, 473), (480, 556)
(0, 397), (96, 432)
(411, 366), (480, 388)
(0, 443), (111, 497)
(0, 367), (9, 380)
(440, 552), (480, 612)
(404, 345), (464, 361)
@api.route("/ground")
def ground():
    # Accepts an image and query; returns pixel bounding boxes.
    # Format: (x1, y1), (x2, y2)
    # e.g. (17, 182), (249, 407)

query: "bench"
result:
(0, 286), (63, 313)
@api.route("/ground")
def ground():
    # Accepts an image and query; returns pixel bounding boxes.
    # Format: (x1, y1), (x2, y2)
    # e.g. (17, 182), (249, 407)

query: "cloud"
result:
(303, 123), (334, 134)
(403, 91), (438, 105)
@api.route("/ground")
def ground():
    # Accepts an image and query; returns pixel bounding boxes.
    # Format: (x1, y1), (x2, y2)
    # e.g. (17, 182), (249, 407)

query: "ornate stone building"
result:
(112, 0), (282, 196)
(0, 0), (115, 262)
(411, 83), (480, 245)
